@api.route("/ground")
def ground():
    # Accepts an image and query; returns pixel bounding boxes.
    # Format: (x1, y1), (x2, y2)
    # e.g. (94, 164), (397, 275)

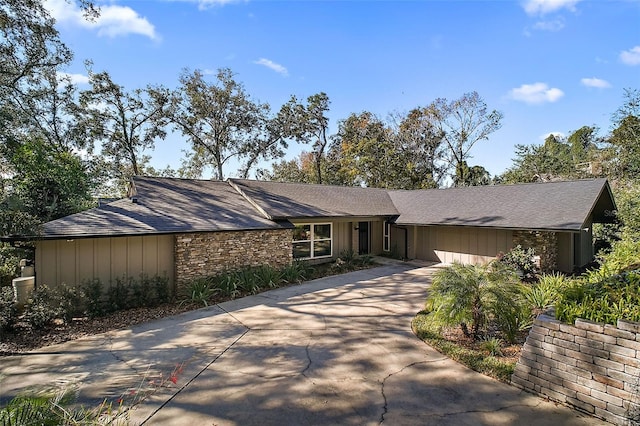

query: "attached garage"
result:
(389, 179), (616, 272)
(410, 226), (514, 265)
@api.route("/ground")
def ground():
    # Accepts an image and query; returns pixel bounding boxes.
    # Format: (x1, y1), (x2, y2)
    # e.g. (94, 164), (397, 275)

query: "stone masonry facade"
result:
(512, 314), (640, 425)
(512, 230), (558, 272)
(174, 229), (293, 292)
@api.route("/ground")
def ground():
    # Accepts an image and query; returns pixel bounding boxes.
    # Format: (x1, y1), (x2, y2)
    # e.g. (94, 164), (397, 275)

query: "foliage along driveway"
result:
(0, 263), (606, 425)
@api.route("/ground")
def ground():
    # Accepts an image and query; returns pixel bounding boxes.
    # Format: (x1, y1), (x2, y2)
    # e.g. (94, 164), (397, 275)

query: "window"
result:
(293, 223), (332, 259)
(383, 221), (390, 252)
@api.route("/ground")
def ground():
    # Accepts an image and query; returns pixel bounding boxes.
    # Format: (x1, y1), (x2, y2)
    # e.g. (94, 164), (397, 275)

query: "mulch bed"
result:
(440, 326), (526, 364)
(0, 302), (200, 356)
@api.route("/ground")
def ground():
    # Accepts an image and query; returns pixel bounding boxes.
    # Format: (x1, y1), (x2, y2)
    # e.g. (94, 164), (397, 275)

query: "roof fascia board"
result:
(579, 179), (616, 229)
(227, 178), (274, 220)
(392, 222), (582, 233)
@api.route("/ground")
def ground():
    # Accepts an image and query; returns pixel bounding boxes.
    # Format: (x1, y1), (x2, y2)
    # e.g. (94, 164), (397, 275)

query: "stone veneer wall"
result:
(174, 229), (293, 292)
(513, 230), (558, 272)
(512, 314), (640, 425)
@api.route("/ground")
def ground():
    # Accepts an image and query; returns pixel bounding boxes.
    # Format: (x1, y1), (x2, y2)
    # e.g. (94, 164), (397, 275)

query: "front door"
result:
(358, 221), (369, 255)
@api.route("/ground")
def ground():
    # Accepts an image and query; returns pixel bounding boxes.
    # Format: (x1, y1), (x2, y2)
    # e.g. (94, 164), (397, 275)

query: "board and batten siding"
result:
(411, 225), (514, 264)
(35, 235), (174, 289)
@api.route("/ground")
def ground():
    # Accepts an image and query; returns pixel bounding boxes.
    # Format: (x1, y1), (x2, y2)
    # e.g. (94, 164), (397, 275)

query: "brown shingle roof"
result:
(228, 179), (399, 219)
(36, 177), (289, 239)
(7, 176), (615, 241)
(388, 178), (615, 231)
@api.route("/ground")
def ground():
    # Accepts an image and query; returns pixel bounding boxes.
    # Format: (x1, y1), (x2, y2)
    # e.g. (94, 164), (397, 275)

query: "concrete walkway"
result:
(0, 263), (606, 425)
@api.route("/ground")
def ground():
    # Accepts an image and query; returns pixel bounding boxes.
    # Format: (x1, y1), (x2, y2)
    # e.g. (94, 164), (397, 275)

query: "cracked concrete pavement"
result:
(0, 263), (608, 425)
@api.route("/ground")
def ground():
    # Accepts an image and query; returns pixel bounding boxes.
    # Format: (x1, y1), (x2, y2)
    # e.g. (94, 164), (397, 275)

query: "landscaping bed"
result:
(0, 255), (376, 355)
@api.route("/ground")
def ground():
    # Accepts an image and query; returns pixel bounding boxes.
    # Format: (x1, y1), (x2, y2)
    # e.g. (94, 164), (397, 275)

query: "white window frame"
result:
(292, 223), (333, 260)
(383, 221), (391, 252)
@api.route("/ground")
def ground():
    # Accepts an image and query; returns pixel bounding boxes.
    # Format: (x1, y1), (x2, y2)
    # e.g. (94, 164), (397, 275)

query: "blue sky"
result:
(45, 0), (640, 180)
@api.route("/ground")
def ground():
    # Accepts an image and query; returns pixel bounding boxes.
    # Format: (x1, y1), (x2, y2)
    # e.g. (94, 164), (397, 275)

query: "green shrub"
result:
(23, 285), (64, 328)
(106, 277), (131, 312)
(254, 265), (283, 289)
(595, 238), (640, 277)
(183, 277), (218, 307)
(281, 262), (306, 284)
(153, 274), (172, 304)
(234, 268), (261, 295)
(131, 274), (155, 308)
(522, 272), (567, 317)
(0, 244), (29, 288)
(426, 261), (527, 341)
(215, 274), (241, 299)
(82, 278), (104, 318)
(480, 337), (504, 357)
(56, 283), (87, 323)
(498, 245), (537, 279)
(359, 254), (374, 266)
(0, 285), (17, 334)
(555, 269), (640, 325)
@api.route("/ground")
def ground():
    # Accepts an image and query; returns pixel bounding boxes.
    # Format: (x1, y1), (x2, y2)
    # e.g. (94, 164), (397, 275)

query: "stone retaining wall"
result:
(174, 229), (293, 292)
(512, 314), (640, 425)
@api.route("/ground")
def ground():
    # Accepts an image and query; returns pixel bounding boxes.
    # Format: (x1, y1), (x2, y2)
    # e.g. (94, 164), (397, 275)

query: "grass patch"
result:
(412, 310), (517, 383)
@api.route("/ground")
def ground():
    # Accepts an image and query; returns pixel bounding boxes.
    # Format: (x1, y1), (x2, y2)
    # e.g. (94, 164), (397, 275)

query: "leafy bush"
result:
(254, 265), (283, 289)
(0, 285), (17, 334)
(555, 269), (640, 325)
(234, 268), (261, 295)
(426, 261), (527, 342)
(0, 387), (126, 425)
(498, 245), (537, 280)
(153, 274), (172, 304)
(106, 277), (131, 312)
(23, 285), (64, 328)
(56, 283), (87, 323)
(215, 274), (241, 299)
(281, 261), (309, 284)
(522, 272), (567, 317)
(480, 337), (503, 357)
(0, 244), (30, 288)
(594, 238), (640, 277)
(359, 254), (374, 266)
(130, 274), (156, 308)
(82, 278), (104, 318)
(183, 277), (218, 307)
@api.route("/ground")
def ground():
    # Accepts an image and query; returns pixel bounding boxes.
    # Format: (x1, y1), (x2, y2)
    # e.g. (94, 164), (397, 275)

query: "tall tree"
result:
(609, 89), (640, 180)
(332, 112), (395, 188)
(420, 92), (503, 186)
(278, 93), (331, 184)
(166, 68), (275, 180)
(392, 108), (446, 188)
(77, 68), (170, 190)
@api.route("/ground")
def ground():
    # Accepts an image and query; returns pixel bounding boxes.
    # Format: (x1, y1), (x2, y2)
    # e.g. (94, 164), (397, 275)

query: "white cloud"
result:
(522, 0), (582, 15)
(167, 0), (245, 11)
(620, 46), (640, 66)
(580, 77), (611, 89)
(253, 58), (288, 76)
(197, 0), (243, 9)
(57, 72), (90, 86)
(508, 82), (564, 104)
(45, 0), (158, 40)
(532, 19), (565, 31)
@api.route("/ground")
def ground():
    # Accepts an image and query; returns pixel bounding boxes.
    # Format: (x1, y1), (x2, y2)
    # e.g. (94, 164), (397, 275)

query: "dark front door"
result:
(358, 221), (369, 255)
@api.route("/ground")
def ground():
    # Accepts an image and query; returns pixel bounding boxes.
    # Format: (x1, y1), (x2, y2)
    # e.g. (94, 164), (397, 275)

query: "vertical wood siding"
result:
(412, 226), (514, 265)
(35, 235), (174, 289)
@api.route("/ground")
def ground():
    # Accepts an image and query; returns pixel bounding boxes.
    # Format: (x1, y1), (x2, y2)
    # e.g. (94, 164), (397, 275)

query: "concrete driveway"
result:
(0, 263), (606, 425)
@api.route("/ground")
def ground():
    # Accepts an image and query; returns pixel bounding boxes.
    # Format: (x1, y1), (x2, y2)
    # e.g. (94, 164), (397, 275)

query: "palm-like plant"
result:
(426, 261), (525, 341)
